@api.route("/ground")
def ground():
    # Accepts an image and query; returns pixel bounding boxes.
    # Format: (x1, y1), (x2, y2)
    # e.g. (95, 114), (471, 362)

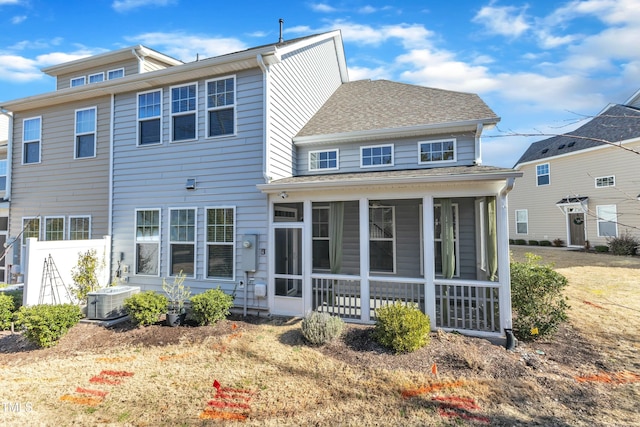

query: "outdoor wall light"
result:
(279, 191), (288, 199)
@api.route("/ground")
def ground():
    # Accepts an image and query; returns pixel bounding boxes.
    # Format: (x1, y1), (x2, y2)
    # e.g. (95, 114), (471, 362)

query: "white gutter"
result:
(257, 54), (271, 184)
(0, 108), (12, 201)
(131, 47), (145, 74)
(475, 123), (483, 165)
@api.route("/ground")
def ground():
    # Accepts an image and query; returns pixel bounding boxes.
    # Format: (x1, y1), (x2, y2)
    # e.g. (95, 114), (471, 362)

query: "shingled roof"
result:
(295, 80), (499, 138)
(515, 104), (640, 166)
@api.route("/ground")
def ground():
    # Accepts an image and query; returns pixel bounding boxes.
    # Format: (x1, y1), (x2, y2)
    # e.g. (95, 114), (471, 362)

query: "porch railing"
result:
(369, 277), (425, 320)
(434, 280), (501, 333)
(312, 275), (362, 320)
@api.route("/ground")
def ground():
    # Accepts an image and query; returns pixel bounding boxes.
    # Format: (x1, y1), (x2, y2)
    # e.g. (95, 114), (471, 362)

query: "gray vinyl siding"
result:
(56, 59), (140, 90)
(268, 38), (343, 180)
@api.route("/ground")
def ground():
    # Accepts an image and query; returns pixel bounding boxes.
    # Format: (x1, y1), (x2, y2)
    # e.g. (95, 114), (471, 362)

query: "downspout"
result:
(474, 123), (483, 165)
(0, 108), (12, 201)
(499, 176), (516, 349)
(108, 94), (115, 236)
(256, 54), (271, 184)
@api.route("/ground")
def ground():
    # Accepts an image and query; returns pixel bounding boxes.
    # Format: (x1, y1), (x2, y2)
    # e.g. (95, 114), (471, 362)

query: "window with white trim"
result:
(595, 176), (615, 188)
(135, 209), (160, 275)
(419, 139), (456, 163)
(369, 206), (395, 273)
(138, 90), (162, 145)
(107, 68), (124, 80)
(169, 208), (196, 276)
(23, 116), (41, 164)
(45, 217), (65, 241)
(75, 107), (96, 158)
(88, 72), (104, 84)
(69, 216), (91, 240)
(70, 76), (85, 87)
(22, 217), (40, 245)
(361, 144), (393, 167)
(206, 207), (235, 280)
(0, 159), (7, 191)
(312, 206), (330, 270)
(309, 149), (338, 171)
(536, 163), (550, 186)
(515, 209), (528, 234)
(171, 83), (197, 141)
(434, 203), (459, 276)
(596, 205), (618, 237)
(206, 76), (235, 137)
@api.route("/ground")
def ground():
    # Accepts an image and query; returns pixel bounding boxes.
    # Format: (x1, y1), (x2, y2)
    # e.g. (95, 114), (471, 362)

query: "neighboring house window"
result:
(0, 159), (6, 191)
(45, 217), (65, 241)
(361, 144), (393, 167)
(107, 68), (124, 80)
(135, 209), (160, 275)
(434, 203), (459, 277)
(70, 77), (85, 87)
(171, 83), (197, 141)
(369, 206), (395, 273)
(419, 139), (456, 164)
(206, 76), (235, 137)
(23, 116), (41, 164)
(169, 208), (196, 276)
(22, 217), (40, 245)
(69, 216), (91, 240)
(595, 176), (615, 188)
(515, 209), (528, 234)
(88, 73), (104, 84)
(536, 163), (550, 186)
(596, 205), (618, 237)
(138, 90), (162, 145)
(75, 107), (96, 158)
(309, 149), (338, 171)
(206, 207), (235, 280)
(312, 207), (330, 270)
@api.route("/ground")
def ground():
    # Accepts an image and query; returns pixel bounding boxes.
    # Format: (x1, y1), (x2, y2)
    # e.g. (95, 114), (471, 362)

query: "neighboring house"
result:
(1, 31), (521, 338)
(509, 94), (640, 248)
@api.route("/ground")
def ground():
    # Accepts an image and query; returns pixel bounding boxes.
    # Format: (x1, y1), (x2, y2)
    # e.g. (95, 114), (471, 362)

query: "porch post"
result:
(303, 199), (313, 315)
(497, 191), (513, 331)
(423, 196), (436, 328)
(359, 198), (370, 322)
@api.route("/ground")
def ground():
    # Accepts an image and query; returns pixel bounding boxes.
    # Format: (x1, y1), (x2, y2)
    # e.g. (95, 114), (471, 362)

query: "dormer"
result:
(41, 45), (183, 91)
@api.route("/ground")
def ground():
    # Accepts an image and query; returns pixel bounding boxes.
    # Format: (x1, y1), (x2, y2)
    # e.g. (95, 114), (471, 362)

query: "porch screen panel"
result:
(369, 206), (394, 273)
(485, 196), (497, 281)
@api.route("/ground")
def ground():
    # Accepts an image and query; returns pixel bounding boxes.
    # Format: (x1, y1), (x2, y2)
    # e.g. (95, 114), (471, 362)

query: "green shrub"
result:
(3, 290), (23, 311)
(528, 240), (539, 246)
(594, 245), (609, 253)
(15, 304), (82, 347)
(373, 301), (431, 353)
(0, 293), (14, 330)
(510, 253), (569, 341)
(301, 311), (345, 345)
(190, 288), (234, 326)
(539, 240), (552, 247)
(607, 232), (639, 256)
(552, 238), (565, 247)
(124, 291), (168, 326)
(509, 239), (515, 244)
(515, 239), (527, 245)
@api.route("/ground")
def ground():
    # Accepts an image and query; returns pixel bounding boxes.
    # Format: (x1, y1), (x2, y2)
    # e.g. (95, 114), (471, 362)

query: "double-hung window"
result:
(536, 163), (550, 186)
(23, 117), (41, 164)
(135, 209), (160, 275)
(75, 107), (96, 158)
(361, 144), (393, 167)
(171, 83), (197, 141)
(419, 139), (456, 163)
(206, 207), (235, 280)
(369, 206), (395, 273)
(595, 176), (615, 188)
(169, 208), (196, 276)
(22, 217), (40, 245)
(309, 149), (338, 171)
(88, 73), (104, 84)
(207, 76), (235, 137)
(596, 205), (617, 237)
(107, 68), (124, 80)
(45, 217), (65, 241)
(70, 77), (85, 87)
(0, 159), (7, 191)
(312, 207), (330, 270)
(69, 216), (91, 240)
(515, 209), (528, 234)
(138, 90), (162, 145)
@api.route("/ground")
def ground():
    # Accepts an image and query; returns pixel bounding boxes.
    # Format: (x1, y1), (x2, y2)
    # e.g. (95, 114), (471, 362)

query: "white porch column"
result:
(422, 196), (436, 328)
(303, 199), (313, 315)
(359, 198), (370, 322)
(497, 189), (513, 332)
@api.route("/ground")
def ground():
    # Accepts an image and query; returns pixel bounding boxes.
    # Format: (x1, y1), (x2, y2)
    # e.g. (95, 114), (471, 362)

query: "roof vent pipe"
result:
(279, 18), (284, 43)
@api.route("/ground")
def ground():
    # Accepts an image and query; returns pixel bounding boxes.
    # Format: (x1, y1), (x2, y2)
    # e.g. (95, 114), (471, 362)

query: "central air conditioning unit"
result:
(87, 286), (140, 320)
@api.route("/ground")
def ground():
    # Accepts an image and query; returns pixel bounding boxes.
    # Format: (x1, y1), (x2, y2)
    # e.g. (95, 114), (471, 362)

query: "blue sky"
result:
(1, 0), (639, 167)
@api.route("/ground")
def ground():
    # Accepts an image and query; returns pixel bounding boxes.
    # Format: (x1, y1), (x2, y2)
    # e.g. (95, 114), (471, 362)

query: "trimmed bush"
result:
(552, 238), (565, 247)
(607, 232), (639, 256)
(3, 290), (23, 312)
(594, 245), (609, 253)
(528, 240), (539, 246)
(510, 253), (569, 341)
(539, 240), (552, 247)
(301, 311), (345, 345)
(509, 239), (515, 245)
(15, 304), (82, 347)
(515, 239), (527, 245)
(0, 293), (14, 330)
(124, 291), (168, 326)
(373, 301), (431, 353)
(190, 288), (234, 326)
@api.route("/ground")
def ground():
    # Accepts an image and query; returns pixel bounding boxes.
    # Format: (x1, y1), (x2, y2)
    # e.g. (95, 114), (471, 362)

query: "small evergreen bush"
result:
(15, 304), (82, 347)
(515, 239), (527, 245)
(124, 291), (168, 326)
(539, 240), (552, 247)
(607, 232), (639, 256)
(510, 253), (569, 341)
(301, 311), (345, 345)
(373, 301), (431, 353)
(528, 240), (539, 246)
(594, 245), (609, 253)
(552, 238), (565, 247)
(0, 293), (14, 330)
(190, 288), (234, 326)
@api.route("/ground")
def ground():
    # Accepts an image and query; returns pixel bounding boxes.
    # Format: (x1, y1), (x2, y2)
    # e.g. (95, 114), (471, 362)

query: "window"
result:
(22, 217), (40, 245)
(23, 117), (41, 164)
(369, 206), (395, 273)
(207, 76), (235, 137)
(536, 163), (550, 186)
(70, 77), (85, 87)
(107, 68), (124, 80)
(595, 176), (615, 188)
(69, 216), (91, 240)
(75, 107), (96, 158)
(206, 207), (235, 280)
(419, 139), (456, 163)
(434, 203), (459, 276)
(169, 208), (196, 276)
(88, 73), (104, 84)
(135, 209), (160, 275)
(171, 83), (197, 141)
(515, 209), (528, 234)
(0, 159), (6, 191)
(596, 205), (617, 237)
(45, 217), (65, 241)
(312, 207), (330, 270)
(309, 149), (338, 171)
(138, 90), (162, 145)
(361, 144), (393, 167)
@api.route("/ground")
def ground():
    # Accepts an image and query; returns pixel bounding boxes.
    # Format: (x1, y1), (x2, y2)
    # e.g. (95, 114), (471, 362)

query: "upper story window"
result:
(75, 107), (97, 158)
(309, 149), (338, 171)
(536, 163), (550, 186)
(70, 76), (86, 87)
(171, 83), (197, 142)
(23, 117), (41, 164)
(138, 90), (162, 146)
(595, 175), (615, 188)
(69, 216), (91, 240)
(361, 144), (393, 168)
(419, 139), (456, 164)
(88, 73), (104, 84)
(207, 76), (235, 137)
(107, 68), (124, 80)
(135, 209), (160, 276)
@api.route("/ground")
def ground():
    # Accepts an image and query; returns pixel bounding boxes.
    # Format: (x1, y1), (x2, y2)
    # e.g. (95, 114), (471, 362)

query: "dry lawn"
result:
(0, 246), (638, 426)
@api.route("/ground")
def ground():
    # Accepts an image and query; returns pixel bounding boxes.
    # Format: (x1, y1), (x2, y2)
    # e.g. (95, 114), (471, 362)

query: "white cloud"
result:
(11, 15), (26, 24)
(347, 65), (392, 82)
(125, 32), (247, 62)
(0, 0), (21, 4)
(112, 0), (174, 13)
(0, 54), (42, 82)
(310, 3), (337, 13)
(472, 3), (530, 37)
(358, 5), (376, 14)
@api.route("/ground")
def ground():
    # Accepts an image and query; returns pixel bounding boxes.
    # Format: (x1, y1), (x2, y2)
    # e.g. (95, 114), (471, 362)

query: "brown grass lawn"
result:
(0, 246), (638, 426)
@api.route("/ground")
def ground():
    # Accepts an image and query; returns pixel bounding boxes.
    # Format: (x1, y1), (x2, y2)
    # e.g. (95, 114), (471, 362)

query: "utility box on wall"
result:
(240, 234), (258, 272)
